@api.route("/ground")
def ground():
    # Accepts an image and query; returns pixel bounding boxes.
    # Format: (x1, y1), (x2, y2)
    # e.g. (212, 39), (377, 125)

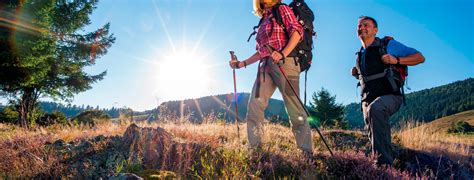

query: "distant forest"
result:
(0, 102), (144, 119)
(344, 78), (474, 128)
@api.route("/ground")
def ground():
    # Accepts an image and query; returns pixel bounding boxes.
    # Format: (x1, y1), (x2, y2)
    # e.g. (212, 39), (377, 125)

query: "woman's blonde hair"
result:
(253, 0), (282, 17)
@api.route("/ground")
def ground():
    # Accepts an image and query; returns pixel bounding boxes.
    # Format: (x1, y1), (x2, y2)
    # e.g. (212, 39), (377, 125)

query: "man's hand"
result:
(351, 67), (359, 78)
(229, 60), (241, 69)
(381, 54), (397, 64)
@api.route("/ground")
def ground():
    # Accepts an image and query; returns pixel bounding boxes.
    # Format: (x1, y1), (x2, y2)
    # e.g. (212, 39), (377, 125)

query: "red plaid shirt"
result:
(256, 5), (303, 58)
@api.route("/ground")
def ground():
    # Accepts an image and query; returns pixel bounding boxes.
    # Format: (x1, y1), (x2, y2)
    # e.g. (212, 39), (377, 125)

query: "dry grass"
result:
(0, 120), (129, 143)
(395, 118), (473, 164)
(1, 113), (470, 178)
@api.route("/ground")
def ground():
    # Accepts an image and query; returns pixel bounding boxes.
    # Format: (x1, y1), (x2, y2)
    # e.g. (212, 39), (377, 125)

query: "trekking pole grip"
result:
(230, 51), (238, 69)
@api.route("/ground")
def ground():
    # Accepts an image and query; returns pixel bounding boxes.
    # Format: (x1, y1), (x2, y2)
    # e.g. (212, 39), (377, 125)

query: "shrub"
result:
(0, 105), (43, 126)
(0, 106), (18, 124)
(71, 110), (111, 126)
(37, 111), (68, 126)
(447, 121), (473, 134)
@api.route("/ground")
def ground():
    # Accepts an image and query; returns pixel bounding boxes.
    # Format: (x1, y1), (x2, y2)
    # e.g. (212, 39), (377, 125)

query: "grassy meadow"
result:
(0, 112), (472, 178)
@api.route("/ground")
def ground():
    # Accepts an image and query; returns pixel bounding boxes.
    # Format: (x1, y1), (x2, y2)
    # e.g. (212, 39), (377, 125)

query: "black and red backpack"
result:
(248, 0), (315, 73)
(379, 36), (408, 83)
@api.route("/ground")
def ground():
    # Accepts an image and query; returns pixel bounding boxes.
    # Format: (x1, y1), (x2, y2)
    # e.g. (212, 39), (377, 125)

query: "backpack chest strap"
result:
(359, 67), (400, 92)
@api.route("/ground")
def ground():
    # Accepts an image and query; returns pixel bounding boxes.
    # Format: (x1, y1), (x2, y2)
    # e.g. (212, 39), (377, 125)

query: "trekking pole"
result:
(264, 44), (334, 156)
(230, 51), (241, 139)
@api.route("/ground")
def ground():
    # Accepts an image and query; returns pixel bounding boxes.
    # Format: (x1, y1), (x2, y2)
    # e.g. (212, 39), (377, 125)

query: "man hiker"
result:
(351, 16), (425, 165)
(229, 0), (313, 153)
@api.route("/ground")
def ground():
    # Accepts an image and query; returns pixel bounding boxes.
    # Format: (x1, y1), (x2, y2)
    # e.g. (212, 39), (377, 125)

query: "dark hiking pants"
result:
(362, 94), (403, 165)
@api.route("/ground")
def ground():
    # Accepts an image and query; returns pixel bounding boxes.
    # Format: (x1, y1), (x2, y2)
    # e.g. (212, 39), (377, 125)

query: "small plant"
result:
(192, 148), (252, 178)
(447, 121), (473, 134)
(115, 159), (126, 174)
(125, 160), (142, 174)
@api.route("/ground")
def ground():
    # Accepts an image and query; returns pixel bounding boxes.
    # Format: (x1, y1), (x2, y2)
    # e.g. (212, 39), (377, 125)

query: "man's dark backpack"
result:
(357, 36), (409, 104)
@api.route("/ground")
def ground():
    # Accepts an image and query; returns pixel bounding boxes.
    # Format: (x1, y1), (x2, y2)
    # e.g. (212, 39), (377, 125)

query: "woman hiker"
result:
(229, 0), (313, 154)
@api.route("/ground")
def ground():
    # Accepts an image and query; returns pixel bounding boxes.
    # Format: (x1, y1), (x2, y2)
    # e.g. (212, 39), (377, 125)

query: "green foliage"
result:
(394, 78), (474, 123)
(447, 121), (473, 134)
(0, 0), (115, 127)
(137, 170), (177, 179)
(192, 148), (251, 178)
(37, 111), (67, 126)
(113, 159), (142, 175)
(0, 106), (18, 124)
(71, 110), (110, 126)
(114, 159), (125, 174)
(344, 103), (364, 129)
(0, 104), (45, 126)
(309, 88), (347, 129)
(344, 78), (474, 128)
(219, 148), (250, 177)
(126, 162), (142, 174)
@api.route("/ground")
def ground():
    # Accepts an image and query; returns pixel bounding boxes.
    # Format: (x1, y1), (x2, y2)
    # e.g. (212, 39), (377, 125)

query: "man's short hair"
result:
(359, 16), (378, 28)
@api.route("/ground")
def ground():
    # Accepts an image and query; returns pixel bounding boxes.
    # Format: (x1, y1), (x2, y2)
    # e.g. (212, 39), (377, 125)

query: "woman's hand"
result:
(229, 60), (241, 69)
(270, 51), (284, 64)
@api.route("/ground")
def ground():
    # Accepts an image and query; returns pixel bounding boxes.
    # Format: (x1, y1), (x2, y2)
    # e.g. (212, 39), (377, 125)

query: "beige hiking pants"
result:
(246, 57), (313, 152)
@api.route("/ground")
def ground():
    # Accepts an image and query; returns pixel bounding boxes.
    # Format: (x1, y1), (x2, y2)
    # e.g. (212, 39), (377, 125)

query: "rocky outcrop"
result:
(45, 124), (208, 179)
(122, 124), (205, 172)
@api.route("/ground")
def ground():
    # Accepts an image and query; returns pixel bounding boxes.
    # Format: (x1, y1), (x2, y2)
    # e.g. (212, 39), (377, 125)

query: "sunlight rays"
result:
(123, 0), (235, 119)
(190, 7), (218, 55)
(0, 10), (48, 36)
(151, 0), (177, 54)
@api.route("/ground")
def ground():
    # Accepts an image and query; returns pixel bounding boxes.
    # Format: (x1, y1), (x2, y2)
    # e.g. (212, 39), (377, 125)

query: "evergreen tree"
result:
(309, 88), (347, 129)
(0, 0), (115, 128)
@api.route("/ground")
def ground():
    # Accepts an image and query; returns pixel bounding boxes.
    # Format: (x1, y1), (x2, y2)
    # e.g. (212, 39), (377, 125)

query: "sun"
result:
(154, 51), (213, 101)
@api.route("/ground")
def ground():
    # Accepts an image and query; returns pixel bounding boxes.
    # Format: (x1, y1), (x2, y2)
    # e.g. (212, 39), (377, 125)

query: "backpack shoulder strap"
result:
(271, 3), (290, 38)
(378, 36), (394, 55)
(247, 17), (264, 42)
(381, 36), (394, 46)
(271, 3), (287, 27)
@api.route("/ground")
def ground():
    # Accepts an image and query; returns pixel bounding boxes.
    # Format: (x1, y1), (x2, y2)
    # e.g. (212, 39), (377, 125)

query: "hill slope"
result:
(396, 110), (473, 164)
(403, 110), (474, 138)
(158, 93), (288, 123)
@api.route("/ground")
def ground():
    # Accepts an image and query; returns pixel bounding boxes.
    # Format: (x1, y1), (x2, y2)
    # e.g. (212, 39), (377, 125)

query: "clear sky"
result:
(11, 0), (471, 111)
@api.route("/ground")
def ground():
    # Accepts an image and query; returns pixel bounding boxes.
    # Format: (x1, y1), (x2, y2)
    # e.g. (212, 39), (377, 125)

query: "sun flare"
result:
(155, 51), (212, 101)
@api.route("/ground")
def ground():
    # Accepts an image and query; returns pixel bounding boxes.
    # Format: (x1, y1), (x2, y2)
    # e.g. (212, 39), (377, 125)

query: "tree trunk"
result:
(18, 92), (30, 129)
(17, 88), (37, 129)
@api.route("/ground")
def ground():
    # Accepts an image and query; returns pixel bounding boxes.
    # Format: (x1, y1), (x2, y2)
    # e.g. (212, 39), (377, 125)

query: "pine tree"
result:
(0, 0), (115, 128)
(309, 88), (347, 129)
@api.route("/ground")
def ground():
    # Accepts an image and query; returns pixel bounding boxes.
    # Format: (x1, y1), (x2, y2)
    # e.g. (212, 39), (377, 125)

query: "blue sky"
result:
(9, 0), (471, 111)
